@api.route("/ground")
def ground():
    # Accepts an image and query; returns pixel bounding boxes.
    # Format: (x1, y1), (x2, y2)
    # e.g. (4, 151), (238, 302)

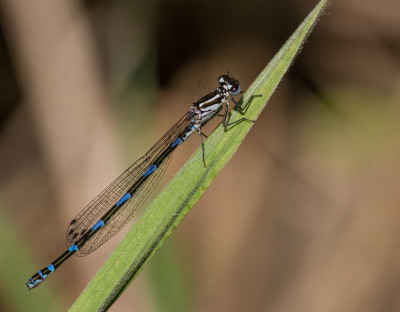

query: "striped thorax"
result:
(190, 75), (241, 129)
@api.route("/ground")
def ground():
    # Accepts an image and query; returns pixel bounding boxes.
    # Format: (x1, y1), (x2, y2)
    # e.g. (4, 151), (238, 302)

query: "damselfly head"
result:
(218, 75), (241, 96)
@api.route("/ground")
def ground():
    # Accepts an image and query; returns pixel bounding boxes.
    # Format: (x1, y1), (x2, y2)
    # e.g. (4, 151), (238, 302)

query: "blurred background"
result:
(0, 0), (400, 311)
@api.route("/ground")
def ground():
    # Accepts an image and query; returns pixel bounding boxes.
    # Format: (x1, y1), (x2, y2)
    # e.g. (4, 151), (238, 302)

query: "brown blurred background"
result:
(0, 0), (400, 311)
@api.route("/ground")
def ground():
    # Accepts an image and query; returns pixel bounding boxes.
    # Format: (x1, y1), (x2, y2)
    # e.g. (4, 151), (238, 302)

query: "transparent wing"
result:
(66, 112), (191, 255)
(75, 153), (173, 255)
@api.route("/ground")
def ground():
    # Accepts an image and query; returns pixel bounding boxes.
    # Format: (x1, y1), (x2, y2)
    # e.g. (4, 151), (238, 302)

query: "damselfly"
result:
(26, 74), (259, 290)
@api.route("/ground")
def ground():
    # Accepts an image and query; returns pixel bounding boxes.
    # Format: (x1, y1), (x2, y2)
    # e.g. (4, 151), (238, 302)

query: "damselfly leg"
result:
(222, 94), (262, 129)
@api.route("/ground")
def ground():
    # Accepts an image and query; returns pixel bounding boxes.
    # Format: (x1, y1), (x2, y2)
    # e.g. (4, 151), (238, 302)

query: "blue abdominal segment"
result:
(116, 192), (131, 207)
(91, 219), (105, 231)
(68, 244), (78, 252)
(142, 164), (157, 177)
(171, 138), (183, 148)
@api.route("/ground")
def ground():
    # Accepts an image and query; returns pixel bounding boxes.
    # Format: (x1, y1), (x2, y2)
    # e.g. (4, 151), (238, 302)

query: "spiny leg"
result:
(198, 129), (206, 167)
(222, 100), (255, 129)
(223, 94), (262, 129)
(230, 94), (262, 111)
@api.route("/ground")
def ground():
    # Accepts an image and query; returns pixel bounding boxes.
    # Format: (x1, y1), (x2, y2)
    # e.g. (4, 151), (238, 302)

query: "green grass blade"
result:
(70, 1), (328, 310)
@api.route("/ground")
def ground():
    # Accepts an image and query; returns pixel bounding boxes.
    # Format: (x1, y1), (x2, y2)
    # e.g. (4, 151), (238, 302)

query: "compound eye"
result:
(218, 75), (228, 85)
(230, 85), (240, 96)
